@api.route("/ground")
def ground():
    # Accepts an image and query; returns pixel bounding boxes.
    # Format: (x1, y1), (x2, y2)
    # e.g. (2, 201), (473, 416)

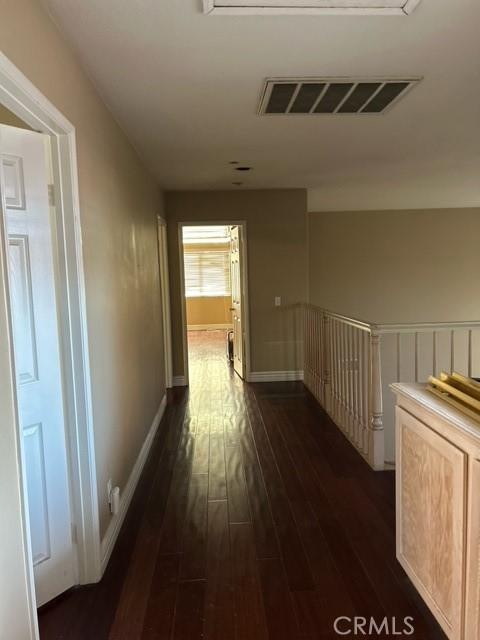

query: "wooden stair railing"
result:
(302, 304), (480, 470)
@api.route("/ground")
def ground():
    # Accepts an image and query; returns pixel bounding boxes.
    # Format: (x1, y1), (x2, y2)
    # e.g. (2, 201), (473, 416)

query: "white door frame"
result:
(177, 220), (251, 383)
(157, 216), (173, 389)
(0, 53), (100, 621)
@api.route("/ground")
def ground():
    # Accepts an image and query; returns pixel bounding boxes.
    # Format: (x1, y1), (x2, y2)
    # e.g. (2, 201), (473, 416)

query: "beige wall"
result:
(0, 104), (32, 130)
(166, 190), (308, 375)
(0, 0), (165, 538)
(186, 296), (232, 326)
(309, 209), (480, 323)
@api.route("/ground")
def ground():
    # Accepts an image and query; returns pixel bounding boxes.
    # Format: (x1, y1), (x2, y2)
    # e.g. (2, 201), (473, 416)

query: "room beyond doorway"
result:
(179, 223), (250, 383)
(183, 225), (232, 332)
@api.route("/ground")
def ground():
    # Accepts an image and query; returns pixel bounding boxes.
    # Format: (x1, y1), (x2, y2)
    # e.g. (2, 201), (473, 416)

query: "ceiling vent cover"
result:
(204, 1), (422, 16)
(258, 78), (421, 115)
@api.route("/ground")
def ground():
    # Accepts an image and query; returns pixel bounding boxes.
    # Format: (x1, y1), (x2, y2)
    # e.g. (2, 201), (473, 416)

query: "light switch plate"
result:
(275, 296), (281, 307)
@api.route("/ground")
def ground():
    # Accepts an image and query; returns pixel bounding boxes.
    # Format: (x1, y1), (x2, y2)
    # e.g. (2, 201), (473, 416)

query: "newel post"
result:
(369, 330), (385, 469)
(322, 313), (331, 410)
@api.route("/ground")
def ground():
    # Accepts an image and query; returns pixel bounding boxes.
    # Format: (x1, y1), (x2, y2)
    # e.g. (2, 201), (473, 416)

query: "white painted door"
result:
(230, 225), (245, 379)
(0, 125), (75, 607)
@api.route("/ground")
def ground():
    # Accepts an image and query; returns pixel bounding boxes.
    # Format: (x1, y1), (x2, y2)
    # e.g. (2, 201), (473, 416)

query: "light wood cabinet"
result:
(392, 384), (480, 640)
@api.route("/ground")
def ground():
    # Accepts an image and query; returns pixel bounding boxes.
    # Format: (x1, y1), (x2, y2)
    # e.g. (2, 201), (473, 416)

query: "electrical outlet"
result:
(275, 296), (281, 307)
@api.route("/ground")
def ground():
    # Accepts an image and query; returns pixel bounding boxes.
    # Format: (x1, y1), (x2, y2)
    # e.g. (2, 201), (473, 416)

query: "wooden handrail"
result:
(374, 320), (480, 333)
(303, 302), (480, 334)
(303, 303), (372, 332)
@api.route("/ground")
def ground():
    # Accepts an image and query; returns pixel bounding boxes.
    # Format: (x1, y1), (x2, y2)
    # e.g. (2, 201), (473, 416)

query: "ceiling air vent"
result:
(258, 78), (421, 115)
(203, 1), (422, 16)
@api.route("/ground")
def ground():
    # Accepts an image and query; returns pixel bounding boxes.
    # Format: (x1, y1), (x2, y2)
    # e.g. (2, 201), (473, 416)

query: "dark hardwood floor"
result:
(39, 330), (446, 639)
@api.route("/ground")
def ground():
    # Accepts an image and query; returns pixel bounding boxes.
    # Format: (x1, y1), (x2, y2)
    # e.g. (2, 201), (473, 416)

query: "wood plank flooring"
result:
(39, 330), (446, 639)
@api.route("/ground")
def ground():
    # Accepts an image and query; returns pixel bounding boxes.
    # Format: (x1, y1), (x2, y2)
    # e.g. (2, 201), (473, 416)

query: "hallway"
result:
(39, 331), (445, 639)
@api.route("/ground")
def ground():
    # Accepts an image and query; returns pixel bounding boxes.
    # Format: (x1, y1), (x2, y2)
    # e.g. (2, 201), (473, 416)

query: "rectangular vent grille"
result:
(204, 1), (422, 16)
(259, 78), (420, 115)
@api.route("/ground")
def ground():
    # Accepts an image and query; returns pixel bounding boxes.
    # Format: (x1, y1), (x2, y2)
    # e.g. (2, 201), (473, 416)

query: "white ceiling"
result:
(42, 0), (480, 211)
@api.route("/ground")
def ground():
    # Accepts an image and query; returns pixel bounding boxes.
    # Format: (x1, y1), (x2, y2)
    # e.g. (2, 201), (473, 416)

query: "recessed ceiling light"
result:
(235, 166), (251, 171)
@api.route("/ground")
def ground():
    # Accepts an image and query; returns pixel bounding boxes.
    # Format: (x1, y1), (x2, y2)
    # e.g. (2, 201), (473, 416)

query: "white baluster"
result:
(314, 309), (318, 399)
(369, 331), (385, 469)
(323, 314), (331, 411)
(346, 324), (353, 439)
(316, 310), (320, 401)
(307, 307), (312, 389)
(356, 328), (363, 448)
(349, 324), (355, 440)
(304, 307), (308, 388)
(468, 329), (473, 378)
(359, 329), (366, 451)
(352, 327), (359, 447)
(332, 319), (338, 421)
(336, 320), (342, 423)
(303, 306), (310, 389)
(341, 322), (347, 434)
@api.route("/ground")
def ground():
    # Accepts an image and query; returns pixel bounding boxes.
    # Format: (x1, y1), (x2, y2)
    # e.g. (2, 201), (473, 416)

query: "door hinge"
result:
(71, 523), (78, 545)
(48, 184), (55, 207)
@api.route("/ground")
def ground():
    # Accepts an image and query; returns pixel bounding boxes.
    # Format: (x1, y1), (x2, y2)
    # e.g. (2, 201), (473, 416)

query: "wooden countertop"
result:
(391, 382), (480, 445)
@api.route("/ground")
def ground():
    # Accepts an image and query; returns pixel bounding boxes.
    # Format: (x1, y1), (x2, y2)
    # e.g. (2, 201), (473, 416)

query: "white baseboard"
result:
(187, 324), (233, 330)
(248, 370), (304, 382)
(100, 394), (167, 575)
(172, 375), (187, 387)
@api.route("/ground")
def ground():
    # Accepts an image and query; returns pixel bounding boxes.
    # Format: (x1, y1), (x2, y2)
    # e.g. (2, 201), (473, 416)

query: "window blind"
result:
(184, 247), (231, 298)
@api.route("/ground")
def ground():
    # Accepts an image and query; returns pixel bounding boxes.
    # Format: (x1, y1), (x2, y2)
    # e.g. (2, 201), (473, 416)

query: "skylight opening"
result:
(203, 0), (422, 16)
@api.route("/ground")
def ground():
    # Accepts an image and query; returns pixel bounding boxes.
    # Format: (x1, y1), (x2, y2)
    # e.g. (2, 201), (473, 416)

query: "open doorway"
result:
(180, 223), (249, 383)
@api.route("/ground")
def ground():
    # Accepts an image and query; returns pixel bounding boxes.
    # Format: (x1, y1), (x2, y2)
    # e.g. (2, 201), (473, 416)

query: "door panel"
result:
(230, 225), (244, 379)
(1, 125), (75, 606)
(2, 154), (25, 208)
(8, 235), (38, 384)
(23, 422), (51, 565)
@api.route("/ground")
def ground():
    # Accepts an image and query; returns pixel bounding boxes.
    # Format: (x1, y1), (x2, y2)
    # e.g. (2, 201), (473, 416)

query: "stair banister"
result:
(302, 303), (480, 470)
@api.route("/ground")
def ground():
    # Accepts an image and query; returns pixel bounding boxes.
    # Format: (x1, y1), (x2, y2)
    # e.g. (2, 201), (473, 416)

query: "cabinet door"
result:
(396, 406), (466, 639)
